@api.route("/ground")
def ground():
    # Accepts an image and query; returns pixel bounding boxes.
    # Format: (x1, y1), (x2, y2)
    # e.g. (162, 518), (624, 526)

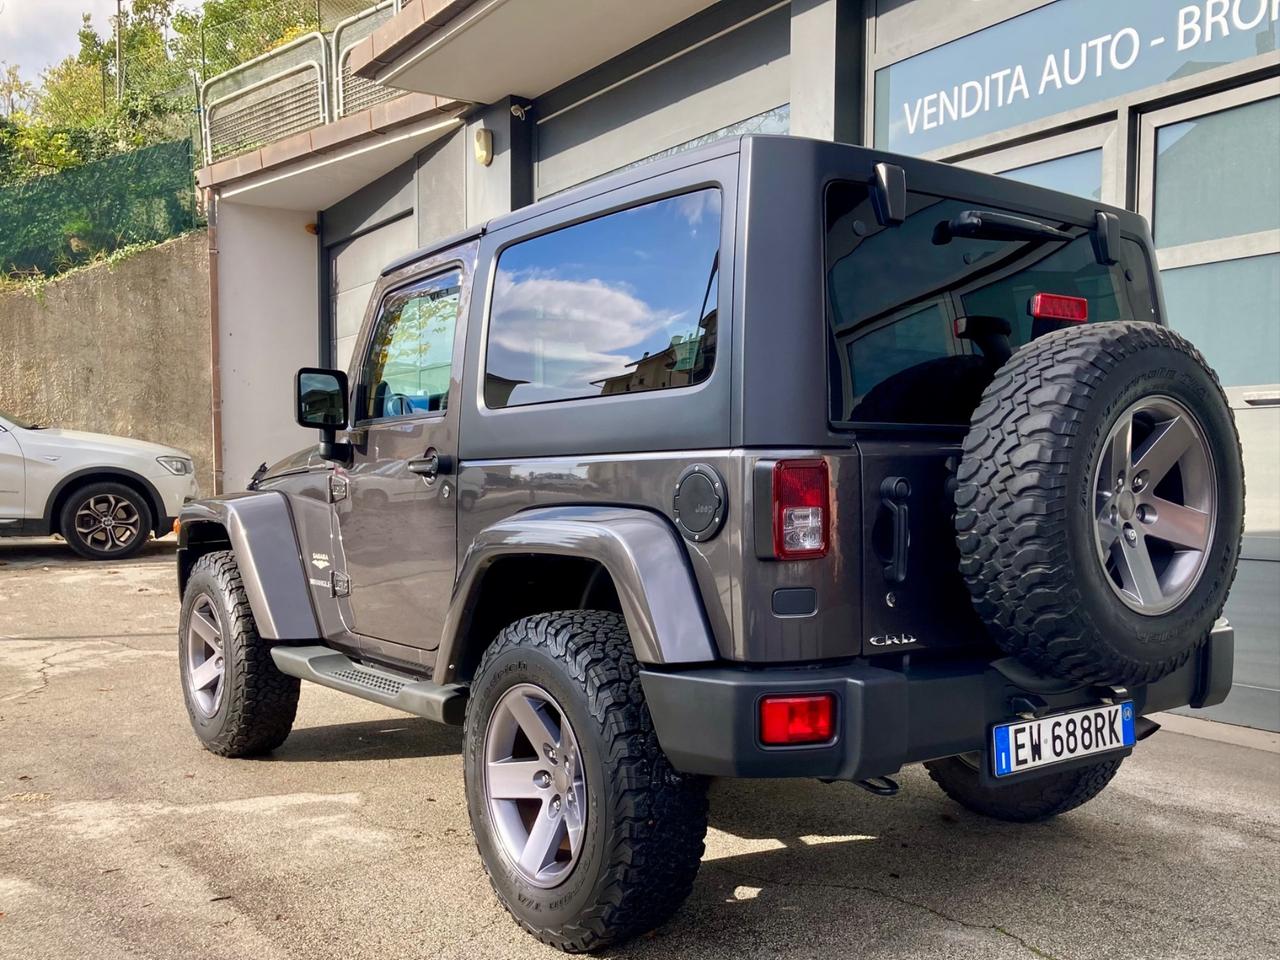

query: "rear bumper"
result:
(640, 621), (1234, 781)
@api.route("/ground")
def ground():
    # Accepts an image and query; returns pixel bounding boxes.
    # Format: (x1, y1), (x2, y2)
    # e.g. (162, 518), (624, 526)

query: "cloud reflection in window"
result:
(486, 189), (721, 408)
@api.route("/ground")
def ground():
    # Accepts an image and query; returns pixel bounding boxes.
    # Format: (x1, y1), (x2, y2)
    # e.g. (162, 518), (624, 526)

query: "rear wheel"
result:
(925, 754), (1123, 822)
(464, 611), (708, 952)
(60, 481), (151, 560)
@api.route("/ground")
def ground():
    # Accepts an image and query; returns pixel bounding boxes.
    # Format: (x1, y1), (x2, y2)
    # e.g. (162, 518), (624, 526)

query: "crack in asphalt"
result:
(6, 651), (56, 704)
(1, 635), (171, 703)
(709, 862), (1060, 960)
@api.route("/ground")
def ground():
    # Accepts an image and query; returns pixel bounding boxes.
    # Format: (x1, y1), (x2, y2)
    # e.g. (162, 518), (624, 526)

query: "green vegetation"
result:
(0, 1), (367, 277)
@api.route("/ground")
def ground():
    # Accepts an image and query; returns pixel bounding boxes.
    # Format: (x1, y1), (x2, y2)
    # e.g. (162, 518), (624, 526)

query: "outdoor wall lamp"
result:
(474, 128), (494, 167)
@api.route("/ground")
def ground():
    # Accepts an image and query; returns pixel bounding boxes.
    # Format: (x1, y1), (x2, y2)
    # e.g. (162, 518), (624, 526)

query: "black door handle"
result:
(408, 448), (452, 479)
(408, 451), (440, 479)
(880, 477), (911, 584)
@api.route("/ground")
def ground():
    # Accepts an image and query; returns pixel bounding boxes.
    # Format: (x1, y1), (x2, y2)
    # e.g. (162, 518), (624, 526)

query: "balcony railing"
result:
(334, 1), (402, 118)
(200, 1), (405, 165)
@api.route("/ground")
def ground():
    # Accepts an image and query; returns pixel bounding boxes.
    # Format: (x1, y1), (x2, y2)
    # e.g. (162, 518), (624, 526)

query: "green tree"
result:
(0, 63), (35, 116)
(172, 0), (316, 80)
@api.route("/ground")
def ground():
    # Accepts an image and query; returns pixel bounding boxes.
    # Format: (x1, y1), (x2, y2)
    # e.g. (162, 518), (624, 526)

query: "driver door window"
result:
(359, 270), (462, 421)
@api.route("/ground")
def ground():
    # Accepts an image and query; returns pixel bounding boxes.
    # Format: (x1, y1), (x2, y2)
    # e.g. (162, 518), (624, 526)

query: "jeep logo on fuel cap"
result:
(672, 463), (727, 543)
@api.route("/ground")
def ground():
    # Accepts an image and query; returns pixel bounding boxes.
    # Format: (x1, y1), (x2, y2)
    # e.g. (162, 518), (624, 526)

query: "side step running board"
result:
(271, 645), (467, 725)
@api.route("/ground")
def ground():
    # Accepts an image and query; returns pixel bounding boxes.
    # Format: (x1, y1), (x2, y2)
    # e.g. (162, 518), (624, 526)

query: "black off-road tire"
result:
(955, 321), (1244, 686)
(179, 550), (299, 757)
(464, 611), (709, 953)
(925, 754), (1123, 822)
(59, 481), (152, 560)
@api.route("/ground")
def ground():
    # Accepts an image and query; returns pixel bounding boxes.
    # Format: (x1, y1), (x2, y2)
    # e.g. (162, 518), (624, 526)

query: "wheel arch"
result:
(177, 493), (320, 641)
(436, 506), (718, 685)
(45, 467), (167, 536)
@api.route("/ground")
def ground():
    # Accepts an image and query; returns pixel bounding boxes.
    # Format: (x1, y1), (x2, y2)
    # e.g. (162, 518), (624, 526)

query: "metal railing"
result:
(334, 1), (401, 118)
(200, 1), (411, 166)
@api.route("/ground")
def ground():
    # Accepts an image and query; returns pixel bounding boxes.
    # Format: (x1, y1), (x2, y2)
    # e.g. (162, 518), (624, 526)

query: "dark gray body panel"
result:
(437, 505), (718, 683)
(177, 492), (320, 641)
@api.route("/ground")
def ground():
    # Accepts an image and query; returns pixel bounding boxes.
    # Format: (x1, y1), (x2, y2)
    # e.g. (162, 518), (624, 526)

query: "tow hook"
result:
(853, 776), (901, 797)
(1134, 716), (1162, 741)
(817, 775), (901, 796)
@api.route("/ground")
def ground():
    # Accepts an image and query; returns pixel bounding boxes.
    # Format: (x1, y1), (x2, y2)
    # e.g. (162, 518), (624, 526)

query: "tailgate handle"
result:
(879, 477), (911, 584)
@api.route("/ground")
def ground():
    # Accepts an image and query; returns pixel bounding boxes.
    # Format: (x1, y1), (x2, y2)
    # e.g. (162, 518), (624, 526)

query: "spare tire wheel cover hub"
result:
(1091, 395), (1217, 617)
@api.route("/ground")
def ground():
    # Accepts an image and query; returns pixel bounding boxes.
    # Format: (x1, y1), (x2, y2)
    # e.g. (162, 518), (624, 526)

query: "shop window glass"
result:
(1000, 148), (1102, 200)
(1161, 254), (1280, 387)
(1154, 97), (1280, 249)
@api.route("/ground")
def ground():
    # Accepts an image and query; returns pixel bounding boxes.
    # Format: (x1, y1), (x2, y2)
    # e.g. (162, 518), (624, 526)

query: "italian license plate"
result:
(992, 701), (1135, 778)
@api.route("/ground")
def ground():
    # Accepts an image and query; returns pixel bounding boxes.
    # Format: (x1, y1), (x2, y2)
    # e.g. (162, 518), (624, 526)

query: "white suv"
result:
(0, 410), (200, 560)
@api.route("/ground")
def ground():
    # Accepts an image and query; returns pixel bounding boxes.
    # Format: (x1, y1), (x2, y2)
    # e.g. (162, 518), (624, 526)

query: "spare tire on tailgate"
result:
(954, 320), (1244, 686)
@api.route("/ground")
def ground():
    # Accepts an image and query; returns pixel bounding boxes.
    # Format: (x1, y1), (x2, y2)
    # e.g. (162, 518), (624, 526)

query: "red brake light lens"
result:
(773, 459), (830, 560)
(1030, 292), (1088, 323)
(760, 694), (836, 746)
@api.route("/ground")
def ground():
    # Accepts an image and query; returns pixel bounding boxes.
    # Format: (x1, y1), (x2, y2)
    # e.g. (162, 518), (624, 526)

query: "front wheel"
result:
(464, 611), (708, 953)
(924, 753), (1123, 823)
(60, 481), (152, 560)
(179, 551), (299, 757)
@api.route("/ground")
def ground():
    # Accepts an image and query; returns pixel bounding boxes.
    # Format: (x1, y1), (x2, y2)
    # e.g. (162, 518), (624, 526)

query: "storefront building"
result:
(198, 0), (1278, 729)
(864, 0), (1278, 732)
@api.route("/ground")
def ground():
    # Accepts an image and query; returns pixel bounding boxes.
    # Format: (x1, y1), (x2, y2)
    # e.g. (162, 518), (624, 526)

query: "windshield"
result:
(825, 181), (1157, 427)
(0, 410), (37, 429)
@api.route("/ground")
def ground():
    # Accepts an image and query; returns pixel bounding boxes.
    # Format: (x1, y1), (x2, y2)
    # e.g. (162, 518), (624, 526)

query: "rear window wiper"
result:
(933, 209), (1072, 245)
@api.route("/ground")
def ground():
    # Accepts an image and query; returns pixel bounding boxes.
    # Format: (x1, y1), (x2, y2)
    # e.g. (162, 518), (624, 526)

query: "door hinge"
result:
(330, 571), (351, 598)
(328, 474), (348, 503)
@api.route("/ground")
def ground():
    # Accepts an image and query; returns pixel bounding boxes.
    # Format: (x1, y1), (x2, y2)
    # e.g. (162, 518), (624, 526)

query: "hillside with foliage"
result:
(1, 0), (365, 278)
(1, 0), (350, 186)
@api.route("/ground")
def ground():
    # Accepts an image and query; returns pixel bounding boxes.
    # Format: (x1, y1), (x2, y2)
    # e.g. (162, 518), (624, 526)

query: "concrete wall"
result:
(215, 201), (319, 491)
(0, 232), (215, 489)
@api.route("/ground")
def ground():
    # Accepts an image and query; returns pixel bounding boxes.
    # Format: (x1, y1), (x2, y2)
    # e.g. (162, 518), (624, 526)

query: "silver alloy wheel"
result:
(74, 493), (142, 553)
(1092, 395), (1217, 616)
(483, 682), (587, 889)
(185, 594), (226, 717)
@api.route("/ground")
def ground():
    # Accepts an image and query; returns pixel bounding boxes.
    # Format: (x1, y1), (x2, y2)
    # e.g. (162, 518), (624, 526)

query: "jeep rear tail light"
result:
(1030, 292), (1088, 323)
(773, 459), (829, 560)
(760, 694), (835, 745)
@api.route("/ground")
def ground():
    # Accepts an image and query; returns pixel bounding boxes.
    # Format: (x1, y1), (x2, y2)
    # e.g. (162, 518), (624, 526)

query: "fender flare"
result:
(177, 492), (320, 641)
(437, 505), (718, 683)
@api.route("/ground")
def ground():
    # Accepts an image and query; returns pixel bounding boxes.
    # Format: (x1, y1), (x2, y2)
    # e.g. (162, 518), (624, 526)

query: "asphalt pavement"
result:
(1, 538), (1277, 960)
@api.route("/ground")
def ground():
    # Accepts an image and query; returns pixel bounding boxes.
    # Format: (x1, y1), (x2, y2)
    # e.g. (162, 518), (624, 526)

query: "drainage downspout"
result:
(207, 192), (225, 496)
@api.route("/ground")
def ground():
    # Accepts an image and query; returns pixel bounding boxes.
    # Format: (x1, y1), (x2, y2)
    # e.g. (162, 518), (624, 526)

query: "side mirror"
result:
(295, 367), (350, 462)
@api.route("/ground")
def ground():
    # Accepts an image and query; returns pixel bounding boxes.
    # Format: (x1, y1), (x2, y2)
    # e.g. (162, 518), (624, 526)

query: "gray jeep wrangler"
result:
(176, 135), (1243, 952)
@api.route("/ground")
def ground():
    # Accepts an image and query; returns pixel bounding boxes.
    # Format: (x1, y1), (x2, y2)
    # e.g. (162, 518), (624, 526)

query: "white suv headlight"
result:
(157, 456), (194, 476)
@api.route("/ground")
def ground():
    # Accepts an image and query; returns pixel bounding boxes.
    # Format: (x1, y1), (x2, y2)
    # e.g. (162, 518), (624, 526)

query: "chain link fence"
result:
(6, 2), (404, 278)
(0, 139), (198, 277)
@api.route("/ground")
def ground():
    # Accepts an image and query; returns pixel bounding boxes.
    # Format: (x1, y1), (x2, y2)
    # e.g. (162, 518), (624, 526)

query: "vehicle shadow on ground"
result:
(608, 775), (1146, 959)
(270, 717), (464, 762)
(0, 537), (177, 568)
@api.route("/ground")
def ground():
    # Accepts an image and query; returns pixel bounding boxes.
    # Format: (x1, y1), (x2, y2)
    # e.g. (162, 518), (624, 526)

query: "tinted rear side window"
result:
(485, 189), (720, 408)
(825, 181), (1156, 426)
